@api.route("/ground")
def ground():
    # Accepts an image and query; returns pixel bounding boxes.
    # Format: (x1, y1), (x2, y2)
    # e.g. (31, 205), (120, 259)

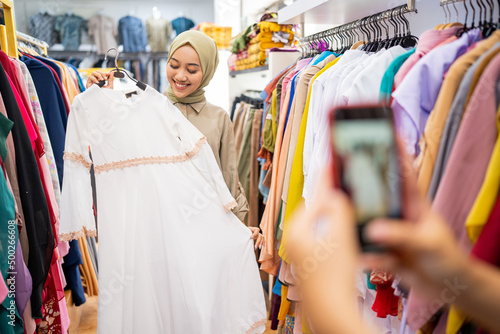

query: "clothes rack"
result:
(0, 0), (18, 58)
(298, 3), (418, 56)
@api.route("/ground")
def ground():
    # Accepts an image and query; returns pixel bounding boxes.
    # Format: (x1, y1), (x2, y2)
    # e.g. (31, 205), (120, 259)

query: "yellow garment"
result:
(278, 285), (291, 321)
(248, 42), (284, 54)
(258, 21), (294, 35)
(417, 31), (500, 196)
(53, 61), (80, 103)
(279, 58), (340, 263)
(446, 109), (500, 334)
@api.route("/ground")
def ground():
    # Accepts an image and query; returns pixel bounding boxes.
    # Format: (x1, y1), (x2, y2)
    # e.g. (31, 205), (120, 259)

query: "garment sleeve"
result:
(59, 97), (96, 242)
(172, 107), (238, 213)
(189, 141), (238, 212)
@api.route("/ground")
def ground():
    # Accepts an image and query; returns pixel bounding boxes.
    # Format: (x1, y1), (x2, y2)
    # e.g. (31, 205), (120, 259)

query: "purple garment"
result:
(391, 29), (481, 156)
(393, 26), (463, 87)
(13, 239), (32, 317)
(406, 45), (500, 332)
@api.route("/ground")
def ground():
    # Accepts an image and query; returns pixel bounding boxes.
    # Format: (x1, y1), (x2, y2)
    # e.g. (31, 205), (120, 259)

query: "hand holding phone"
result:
(330, 105), (403, 252)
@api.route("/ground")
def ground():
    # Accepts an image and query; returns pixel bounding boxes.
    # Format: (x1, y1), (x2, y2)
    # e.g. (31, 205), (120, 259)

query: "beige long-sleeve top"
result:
(168, 96), (249, 221)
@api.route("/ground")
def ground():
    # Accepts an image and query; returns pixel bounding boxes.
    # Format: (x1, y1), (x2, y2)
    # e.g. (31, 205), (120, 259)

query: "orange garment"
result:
(259, 83), (293, 275)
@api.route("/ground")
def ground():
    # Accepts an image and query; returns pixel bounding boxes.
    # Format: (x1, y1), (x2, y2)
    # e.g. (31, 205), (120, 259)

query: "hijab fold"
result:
(166, 30), (219, 104)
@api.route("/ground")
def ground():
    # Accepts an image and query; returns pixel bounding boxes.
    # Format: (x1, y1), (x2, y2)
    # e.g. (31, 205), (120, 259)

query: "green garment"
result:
(0, 112), (22, 333)
(379, 48), (415, 104)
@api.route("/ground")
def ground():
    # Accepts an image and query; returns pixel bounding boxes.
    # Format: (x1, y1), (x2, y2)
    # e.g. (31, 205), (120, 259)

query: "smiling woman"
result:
(167, 45), (203, 99)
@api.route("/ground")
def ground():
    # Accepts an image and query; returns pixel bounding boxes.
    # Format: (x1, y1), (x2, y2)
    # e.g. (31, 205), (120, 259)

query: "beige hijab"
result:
(166, 30), (219, 104)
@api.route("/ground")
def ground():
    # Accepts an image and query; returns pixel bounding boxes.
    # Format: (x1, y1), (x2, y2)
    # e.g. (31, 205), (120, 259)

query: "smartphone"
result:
(330, 105), (402, 252)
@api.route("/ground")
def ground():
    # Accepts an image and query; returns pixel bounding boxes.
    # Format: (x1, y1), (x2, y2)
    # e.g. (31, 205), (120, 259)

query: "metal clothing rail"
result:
(299, 3), (418, 53)
(0, 0), (18, 58)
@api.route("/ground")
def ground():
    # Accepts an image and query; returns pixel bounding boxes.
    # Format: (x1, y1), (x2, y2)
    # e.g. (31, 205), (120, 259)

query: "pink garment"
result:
(0, 276), (7, 304)
(280, 70), (298, 112)
(294, 302), (303, 334)
(393, 26), (462, 88)
(23, 301), (37, 334)
(406, 49), (500, 331)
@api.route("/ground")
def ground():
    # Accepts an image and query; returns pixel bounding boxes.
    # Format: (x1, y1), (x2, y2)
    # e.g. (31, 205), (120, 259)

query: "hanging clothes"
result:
(59, 85), (267, 333)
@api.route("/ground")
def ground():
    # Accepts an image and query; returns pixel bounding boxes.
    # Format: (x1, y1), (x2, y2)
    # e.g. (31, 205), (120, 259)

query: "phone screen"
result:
(332, 107), (401, 228)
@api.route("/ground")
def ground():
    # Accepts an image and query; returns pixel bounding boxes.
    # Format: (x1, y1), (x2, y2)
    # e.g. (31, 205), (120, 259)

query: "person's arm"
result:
(366, 215), (500, 333)
(287, 169), (374, 334)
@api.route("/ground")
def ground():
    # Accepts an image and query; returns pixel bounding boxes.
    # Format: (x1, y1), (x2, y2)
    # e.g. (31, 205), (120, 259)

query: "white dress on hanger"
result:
(59, 85), (267, 334)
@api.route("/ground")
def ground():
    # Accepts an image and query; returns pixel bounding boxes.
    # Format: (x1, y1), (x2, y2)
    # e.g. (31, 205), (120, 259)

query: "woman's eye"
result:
(188, 70), (198, 74)
(169, 64), (179, 69)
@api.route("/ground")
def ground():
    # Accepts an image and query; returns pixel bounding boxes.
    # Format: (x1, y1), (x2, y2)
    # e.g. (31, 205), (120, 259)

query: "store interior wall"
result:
(15, 0), (215, 37)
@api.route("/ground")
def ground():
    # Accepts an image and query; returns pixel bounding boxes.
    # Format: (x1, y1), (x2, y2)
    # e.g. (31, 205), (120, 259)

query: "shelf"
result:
(278, 0), (413, 26)
(48, 50), (169, 61)
(229, 65), (269, 77)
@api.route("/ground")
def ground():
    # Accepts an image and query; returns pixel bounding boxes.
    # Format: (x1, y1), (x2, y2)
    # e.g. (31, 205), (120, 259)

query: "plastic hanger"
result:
(98, 48), (147, 90)
(399, 6), (419, 47)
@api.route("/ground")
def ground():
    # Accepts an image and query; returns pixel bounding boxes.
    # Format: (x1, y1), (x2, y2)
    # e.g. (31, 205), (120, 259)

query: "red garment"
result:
(371, 281), (399, 318)
(471, 195), (500, 265)
(471, 196), (500, 334)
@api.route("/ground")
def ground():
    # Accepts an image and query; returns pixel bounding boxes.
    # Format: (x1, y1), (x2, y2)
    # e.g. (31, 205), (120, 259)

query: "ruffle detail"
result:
(63, 151), (92, 170)
(58, 226), (97, 242)
(246, 318), (267, 334)
(224, 200), (238, 213)
(94, 137), (207, 174)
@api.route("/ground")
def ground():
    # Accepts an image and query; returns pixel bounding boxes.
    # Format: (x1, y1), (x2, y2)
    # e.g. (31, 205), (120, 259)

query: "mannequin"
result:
(153, 6), (162, 20)
(146, 6), (173, 52)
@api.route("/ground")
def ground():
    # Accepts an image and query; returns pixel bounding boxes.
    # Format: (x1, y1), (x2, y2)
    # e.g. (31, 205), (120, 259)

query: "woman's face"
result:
(167, 45), (203, 99)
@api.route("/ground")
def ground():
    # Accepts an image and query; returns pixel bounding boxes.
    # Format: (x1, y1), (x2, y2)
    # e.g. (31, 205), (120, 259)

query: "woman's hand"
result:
(86, 70), (114, 89)
(248, 227), (265, 250)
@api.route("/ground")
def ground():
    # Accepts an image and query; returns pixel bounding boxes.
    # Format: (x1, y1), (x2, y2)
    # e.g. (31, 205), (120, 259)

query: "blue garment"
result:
(21, 56), (68, 186)
(171, 17), (195, 35)
(62, 240), (86, 306)
(272, 263), (282, 296)
(54, 14), (86, 50)
(312, 51), (335, 66)
(67, 63), (85, 92)
(33, 56), (62, 83)
(118, 16), (148, 52)
(29, 12), (57, 46)
(258, 168), (270, 202)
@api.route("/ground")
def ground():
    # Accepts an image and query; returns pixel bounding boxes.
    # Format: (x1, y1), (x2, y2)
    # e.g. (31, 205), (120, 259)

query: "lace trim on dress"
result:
(246, 319), (267, 334)
(59, 226), (97, 242)
(63, 152), (92, 170)
(224, 200), (238, 213)
(94, 137), (207, 174)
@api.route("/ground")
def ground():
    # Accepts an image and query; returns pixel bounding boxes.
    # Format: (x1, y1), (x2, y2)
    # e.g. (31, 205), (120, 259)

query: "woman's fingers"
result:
(86, 71), (114, 89)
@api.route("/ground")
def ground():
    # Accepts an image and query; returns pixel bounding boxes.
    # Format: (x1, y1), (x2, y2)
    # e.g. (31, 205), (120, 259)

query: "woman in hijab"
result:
(87, 31), (265, 248)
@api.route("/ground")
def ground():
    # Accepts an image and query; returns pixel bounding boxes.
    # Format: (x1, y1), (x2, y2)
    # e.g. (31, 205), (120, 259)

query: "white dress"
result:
(59, 85), (267, 334)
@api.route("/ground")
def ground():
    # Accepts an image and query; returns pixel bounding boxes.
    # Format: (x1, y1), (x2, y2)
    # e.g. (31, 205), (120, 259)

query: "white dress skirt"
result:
(59, 85), (267, 334)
